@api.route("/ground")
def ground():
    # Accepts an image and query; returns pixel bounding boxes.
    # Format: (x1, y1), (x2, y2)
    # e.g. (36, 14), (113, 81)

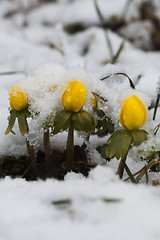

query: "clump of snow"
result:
(132, 134), (160, 160)
(120, 20), (153, 50)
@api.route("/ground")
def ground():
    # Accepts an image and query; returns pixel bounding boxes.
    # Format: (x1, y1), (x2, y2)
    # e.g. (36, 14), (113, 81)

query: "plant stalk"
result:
(26, 140), (36, 166)
(116, 156), (127, 179)
(116, 141), (132, 179)
(43, 129), (52, 160)
(123, 160), (136, 183)
(66, 118), (74, 172)
(93, 0), (114, 60)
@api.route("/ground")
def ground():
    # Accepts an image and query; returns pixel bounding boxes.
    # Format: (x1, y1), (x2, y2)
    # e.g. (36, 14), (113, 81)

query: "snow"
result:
(1, 0), (160, 239)
(1, 167), (160, 240)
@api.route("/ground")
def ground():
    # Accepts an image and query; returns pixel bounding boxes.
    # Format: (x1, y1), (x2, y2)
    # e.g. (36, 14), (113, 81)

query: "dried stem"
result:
(136, 159), (160, 183)
(154, 123), (160, 135)
(124, 159), (160, 183)
(153, 94), (160, 120)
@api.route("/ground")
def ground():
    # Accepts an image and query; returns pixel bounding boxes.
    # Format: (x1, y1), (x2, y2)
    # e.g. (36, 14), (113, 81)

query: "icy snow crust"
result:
(1, 0), (160, 239)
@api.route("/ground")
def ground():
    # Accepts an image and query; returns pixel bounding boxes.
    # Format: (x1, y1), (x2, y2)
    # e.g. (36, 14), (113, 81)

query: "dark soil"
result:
(0, 145), (96, 181)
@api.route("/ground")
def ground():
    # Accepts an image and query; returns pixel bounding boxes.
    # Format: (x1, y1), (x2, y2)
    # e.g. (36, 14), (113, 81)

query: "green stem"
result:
(123, 160), (136, 183)
(26, 140), (36, 166)
(111, 41), (124, 64)
(116, 156), (127, 179)
(121, 0), (133, 21)
(116, 140), (132, 179)
(43, 129), (52, 160)
(93, 0), (114, 60)
(66, 118), (74, 172)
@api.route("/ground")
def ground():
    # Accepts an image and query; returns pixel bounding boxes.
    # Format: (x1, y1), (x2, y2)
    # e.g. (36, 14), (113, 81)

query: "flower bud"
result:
(119, 95), (147, 131)
(61, 80), (86, 112)
(90, 92), (98, 110)
(9, 86), (28, 111)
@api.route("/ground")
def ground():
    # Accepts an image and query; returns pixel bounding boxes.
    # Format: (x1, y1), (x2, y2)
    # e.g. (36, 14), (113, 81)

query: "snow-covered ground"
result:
(1, 0), (160, 239)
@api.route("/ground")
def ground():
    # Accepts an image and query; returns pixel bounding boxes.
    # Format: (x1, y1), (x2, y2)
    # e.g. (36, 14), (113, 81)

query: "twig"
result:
(111, 41), (124, 64)
(93, 0), (114, 60)
(100, 72), (135, 89)
(124, 159), (160, 182)
(136, 159), (160, 183)
(154, 123), (160, 135)
(153, 94), (160, 120)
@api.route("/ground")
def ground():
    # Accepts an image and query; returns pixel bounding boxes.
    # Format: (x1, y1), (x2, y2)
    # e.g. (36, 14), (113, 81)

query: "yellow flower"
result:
(9, 86), (28, 111)
(90, 92), (98, 110)
(61, 80), (86, 112)
(119, 95), (147, 131)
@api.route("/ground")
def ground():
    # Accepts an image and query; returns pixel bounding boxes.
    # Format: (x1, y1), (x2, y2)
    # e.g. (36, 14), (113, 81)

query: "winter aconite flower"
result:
(9, 86), (28, 111)
(119, 95), (147, 131)
(61, 80), (86, 112)
(90, 92), (98, 110)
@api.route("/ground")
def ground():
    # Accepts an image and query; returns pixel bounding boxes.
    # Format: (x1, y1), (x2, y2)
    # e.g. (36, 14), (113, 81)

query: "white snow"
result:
(1, 0), (160, 239)
(0, 167), (160, 240)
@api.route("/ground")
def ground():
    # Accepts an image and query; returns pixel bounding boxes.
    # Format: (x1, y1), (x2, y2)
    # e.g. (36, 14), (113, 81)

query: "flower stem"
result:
(123, 160), (136, 183)
(26, 140), (36, 166)
(116, 156), (127, 179)
(66, 118), (74, 172)
(43, 129), (52, 160)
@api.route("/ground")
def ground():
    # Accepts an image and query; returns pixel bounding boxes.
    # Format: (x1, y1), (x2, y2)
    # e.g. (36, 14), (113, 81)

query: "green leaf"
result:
(42, 114), (55, 130)
(130, 129), (148, 146)
(102, 198), (121, 203)
(106, 130), (132, 160)
(94, 117), (114, 137)
(17, 112), (29, 136)
(52, 110), (72, 134)
(5, 109), (17, 135)
(24, 110), (31, 119)
(52, 199), (72, 206)
(72, 110), (96, 133)
(11, 130), (16, 135)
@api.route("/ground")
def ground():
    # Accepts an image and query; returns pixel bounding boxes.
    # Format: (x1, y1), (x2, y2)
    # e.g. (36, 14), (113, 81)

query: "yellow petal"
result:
(9, 86), (28, 111)
(119, 95), (147, 130)
(61, 81), (86, 112)
(90, 92), (98, 110)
